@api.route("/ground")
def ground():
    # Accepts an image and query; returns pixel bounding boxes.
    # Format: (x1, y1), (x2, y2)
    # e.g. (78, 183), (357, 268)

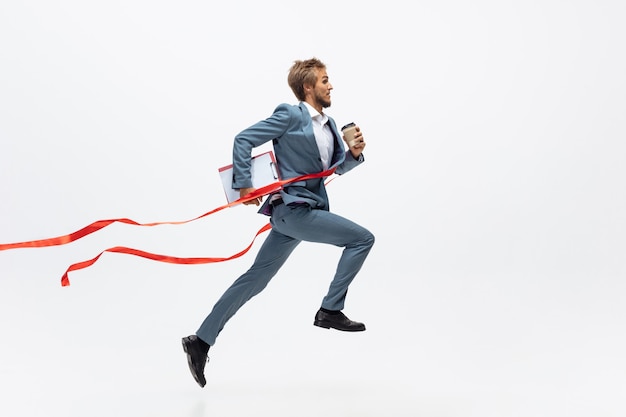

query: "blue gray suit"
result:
(196, 102), (375, 346)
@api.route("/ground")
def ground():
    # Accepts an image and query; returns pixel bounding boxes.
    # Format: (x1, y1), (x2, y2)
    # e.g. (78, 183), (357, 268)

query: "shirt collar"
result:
(303, 102), (328, 124)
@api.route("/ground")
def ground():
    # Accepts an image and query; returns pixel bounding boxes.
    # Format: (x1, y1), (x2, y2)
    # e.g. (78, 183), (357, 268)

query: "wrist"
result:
(351, 151), (364, 161)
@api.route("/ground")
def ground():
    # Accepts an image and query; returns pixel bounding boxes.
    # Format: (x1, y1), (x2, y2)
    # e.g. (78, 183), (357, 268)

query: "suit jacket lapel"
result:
(327, 117), (346, 168)
(299, 102), (315, 141)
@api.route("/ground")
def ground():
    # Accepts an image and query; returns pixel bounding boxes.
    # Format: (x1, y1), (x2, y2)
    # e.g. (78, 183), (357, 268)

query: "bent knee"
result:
(362, 230), (375, 248)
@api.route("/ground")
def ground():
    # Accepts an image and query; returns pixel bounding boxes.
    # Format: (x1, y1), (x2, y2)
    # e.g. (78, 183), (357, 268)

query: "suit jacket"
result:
(231, 102), (363, 215)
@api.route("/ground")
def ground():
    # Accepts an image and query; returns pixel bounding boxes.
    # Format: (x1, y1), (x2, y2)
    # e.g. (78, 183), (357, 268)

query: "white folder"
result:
(218, 151), (280, 203)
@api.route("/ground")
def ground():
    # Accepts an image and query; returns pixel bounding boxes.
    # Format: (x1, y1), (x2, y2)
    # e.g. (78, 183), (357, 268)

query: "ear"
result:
(302, 83), (314, 100)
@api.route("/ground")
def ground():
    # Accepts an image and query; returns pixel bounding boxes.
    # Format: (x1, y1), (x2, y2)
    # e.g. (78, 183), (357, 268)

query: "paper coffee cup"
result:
(341, 122), (358, 148)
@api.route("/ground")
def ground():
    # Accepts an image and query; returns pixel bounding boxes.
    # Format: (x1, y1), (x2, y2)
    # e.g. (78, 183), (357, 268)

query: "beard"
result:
(315, 91), (332, 109)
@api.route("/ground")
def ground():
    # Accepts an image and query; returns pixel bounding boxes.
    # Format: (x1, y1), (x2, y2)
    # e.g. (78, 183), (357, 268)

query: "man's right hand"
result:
(240, 187), (261, 206)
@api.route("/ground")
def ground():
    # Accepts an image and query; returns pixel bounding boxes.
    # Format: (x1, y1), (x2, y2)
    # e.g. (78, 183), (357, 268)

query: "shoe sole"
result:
(182, 337), (207, 387)
(313, 320), (366, 332)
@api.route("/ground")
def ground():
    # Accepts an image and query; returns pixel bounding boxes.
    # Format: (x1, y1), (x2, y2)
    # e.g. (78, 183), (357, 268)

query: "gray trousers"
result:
(196, 203), (375, 345)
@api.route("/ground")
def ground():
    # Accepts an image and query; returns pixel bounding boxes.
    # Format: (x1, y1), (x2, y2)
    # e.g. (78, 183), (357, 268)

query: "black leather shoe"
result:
(313, 309), (366, 332)
(182, 335), (209, 387)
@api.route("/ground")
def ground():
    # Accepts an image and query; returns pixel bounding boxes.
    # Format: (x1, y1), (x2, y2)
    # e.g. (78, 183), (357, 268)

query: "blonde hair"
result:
(287, 58), (326, 101)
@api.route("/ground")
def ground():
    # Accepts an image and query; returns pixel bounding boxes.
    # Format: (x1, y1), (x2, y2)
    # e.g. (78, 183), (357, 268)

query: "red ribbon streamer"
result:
(59, 223), (272, 287)
(1, 168), (336, 286)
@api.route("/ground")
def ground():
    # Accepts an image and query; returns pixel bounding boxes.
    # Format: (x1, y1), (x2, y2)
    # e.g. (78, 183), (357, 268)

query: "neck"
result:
(305, 98), (323, 114)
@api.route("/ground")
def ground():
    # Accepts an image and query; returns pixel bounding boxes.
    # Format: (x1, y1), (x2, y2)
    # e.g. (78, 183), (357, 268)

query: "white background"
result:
(1, 1), (625, 416)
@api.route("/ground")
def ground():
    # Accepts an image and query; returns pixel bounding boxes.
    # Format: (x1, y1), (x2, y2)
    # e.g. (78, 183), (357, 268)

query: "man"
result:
(182, 58), (375, 387)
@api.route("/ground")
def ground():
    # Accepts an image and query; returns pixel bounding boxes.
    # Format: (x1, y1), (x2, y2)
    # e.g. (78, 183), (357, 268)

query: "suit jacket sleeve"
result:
(231, 105), (293, 189)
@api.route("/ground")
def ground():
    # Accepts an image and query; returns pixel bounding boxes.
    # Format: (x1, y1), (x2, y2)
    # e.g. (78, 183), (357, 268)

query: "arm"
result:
(232, 104), (293, 206)
(334, 125), (366, 175)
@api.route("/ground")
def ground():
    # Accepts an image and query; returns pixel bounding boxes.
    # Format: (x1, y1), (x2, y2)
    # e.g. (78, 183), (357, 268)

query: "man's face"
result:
(311, 68), (333, 109)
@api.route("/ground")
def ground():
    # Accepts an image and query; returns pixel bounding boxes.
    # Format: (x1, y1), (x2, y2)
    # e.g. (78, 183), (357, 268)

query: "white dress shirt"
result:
(303, 102), (334, 170)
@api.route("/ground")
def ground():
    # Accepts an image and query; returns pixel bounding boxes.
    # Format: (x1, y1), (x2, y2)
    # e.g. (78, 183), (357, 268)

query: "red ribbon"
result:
(1, 168), (336, 286)
(58, 223), (273, 287)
